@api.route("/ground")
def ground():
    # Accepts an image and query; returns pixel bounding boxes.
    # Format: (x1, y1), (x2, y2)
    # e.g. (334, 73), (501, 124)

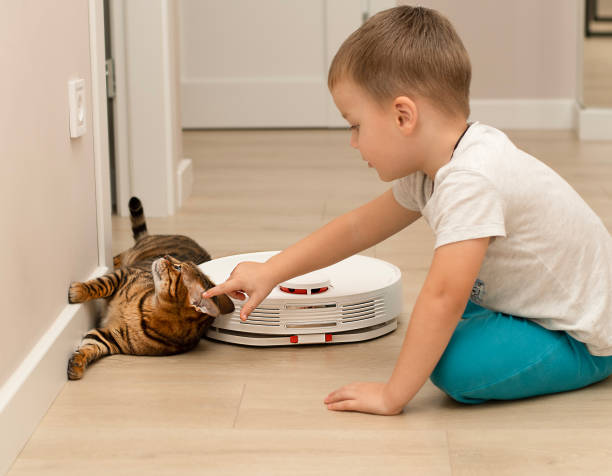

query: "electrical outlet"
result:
(68, 78), (86, 138)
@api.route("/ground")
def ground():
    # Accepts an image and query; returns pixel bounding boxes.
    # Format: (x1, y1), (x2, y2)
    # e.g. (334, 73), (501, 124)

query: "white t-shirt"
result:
(392, 122), (612, 356)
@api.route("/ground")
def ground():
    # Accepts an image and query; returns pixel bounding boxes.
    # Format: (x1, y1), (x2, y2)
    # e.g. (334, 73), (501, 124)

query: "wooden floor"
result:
(9, 129), (612, 475)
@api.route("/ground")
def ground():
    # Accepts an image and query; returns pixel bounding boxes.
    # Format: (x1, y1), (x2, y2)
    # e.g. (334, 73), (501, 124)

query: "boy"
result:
(202, 6), (612, 415)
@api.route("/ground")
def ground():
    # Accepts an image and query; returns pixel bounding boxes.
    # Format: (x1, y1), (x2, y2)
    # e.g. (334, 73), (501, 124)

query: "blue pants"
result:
(430, 301), (612, 404)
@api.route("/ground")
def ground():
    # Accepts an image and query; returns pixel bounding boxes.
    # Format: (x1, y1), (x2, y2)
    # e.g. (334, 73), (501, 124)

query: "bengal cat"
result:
(67, 197), (234, 380)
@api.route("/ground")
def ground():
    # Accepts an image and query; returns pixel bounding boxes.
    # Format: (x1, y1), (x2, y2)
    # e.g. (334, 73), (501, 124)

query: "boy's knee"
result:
(430, 347), (487, 404)
(430, 372), (486, 404)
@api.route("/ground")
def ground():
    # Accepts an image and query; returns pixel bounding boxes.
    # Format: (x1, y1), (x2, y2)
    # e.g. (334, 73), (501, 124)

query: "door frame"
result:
(89, 0), (113, 268)
(577, 0), (612, 140)
(108, 0), (132, 217)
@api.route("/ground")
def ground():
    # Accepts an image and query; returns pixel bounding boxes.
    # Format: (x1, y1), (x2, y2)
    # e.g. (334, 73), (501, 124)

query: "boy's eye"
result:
(349, 125), (360, 131)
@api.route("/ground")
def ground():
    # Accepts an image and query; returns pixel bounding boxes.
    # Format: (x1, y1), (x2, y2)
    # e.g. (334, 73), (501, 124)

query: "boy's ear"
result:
(393, 96), (417, 134)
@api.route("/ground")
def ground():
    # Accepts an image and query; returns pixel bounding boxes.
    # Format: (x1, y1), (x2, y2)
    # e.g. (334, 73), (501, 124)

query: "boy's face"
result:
(331, 80), (420, 182)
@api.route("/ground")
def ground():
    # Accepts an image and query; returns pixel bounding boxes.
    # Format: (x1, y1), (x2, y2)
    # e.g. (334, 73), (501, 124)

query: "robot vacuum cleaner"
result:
(199, 251), (402, 346)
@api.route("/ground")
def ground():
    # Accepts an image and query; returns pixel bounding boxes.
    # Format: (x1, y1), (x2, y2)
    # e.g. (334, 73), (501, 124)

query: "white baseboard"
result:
(578, 108), (612, 140)
(177, 158), (193, 209)
(183, 96), (579, 131)
(469, 99), (577, 130)
(0, 266), (108, 475)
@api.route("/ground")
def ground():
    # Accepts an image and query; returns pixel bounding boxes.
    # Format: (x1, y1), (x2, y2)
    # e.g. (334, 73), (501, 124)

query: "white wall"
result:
(179, 0), (399, 129)
(0, 1), (106, 472)
(179, 0), (332, 128)
(0, 1), (99, 389)
(410, 0), (578, 99)
(403, 0), (578, 129)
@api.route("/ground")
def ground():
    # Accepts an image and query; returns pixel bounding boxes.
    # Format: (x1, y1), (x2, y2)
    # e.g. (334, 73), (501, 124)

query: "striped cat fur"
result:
(66, 197), (234, 380)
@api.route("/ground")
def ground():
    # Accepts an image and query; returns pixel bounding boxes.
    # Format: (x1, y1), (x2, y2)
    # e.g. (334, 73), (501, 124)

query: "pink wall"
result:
(401, 0), (578, 99)
(0, 1), (99, 385)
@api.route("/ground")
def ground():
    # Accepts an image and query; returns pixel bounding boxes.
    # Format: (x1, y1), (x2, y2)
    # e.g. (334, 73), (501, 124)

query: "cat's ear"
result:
(197, 271), (235, 315)
(190, 293), (234, 317)
(182, 271), (220, 316)
(183, 266), (235, 316)
(190, 293), (221, 317)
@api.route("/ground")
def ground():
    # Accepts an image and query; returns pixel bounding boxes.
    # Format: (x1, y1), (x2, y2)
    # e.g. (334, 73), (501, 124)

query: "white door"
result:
(179, 0), (395, 128)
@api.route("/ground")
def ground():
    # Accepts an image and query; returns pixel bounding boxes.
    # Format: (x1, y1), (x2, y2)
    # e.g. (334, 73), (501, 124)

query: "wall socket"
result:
(68, 78), (86, 138)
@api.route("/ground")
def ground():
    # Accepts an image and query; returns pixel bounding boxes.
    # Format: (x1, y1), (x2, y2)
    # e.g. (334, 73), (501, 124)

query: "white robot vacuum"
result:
(199, 251), (402, 346)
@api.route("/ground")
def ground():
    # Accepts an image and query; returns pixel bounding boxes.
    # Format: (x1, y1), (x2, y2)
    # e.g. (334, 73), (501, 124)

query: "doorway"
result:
(103, 0), (117, 214)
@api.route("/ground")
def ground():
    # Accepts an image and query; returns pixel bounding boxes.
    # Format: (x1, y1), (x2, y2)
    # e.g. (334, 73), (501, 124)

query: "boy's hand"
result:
(202, 261), (277, 320)
(324, 382), (403, 415)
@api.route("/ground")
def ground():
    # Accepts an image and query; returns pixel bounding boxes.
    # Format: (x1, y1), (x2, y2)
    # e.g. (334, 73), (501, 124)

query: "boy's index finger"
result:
(202, 284), (224, 298)
(203, 277), (245, 298)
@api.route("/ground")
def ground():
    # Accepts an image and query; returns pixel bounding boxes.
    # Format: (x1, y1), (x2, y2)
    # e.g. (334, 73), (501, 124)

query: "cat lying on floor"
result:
(67, 197), (234, 380)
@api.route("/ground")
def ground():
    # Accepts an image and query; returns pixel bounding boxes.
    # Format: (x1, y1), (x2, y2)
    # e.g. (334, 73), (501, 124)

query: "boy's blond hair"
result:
(328, 6), (471, 118)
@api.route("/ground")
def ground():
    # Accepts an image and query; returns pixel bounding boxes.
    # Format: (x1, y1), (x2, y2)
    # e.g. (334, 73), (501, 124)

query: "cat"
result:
(66, 196), (234, 380)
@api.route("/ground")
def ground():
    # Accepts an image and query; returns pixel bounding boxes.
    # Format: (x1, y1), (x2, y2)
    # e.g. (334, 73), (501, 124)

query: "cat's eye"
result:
(173, 264), (182, 271)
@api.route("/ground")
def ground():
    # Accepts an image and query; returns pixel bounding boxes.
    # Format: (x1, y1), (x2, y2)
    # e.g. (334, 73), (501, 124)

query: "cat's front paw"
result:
(68, 282), (87, 304)
(67, 352), (86, 380)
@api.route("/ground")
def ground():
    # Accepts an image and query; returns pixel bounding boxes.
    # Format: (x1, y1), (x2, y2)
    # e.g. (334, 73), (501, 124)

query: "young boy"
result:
(202, 6), (612, 415)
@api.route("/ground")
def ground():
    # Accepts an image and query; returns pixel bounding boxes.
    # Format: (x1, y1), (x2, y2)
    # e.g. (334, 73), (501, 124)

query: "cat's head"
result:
(151, 255), (234, 317)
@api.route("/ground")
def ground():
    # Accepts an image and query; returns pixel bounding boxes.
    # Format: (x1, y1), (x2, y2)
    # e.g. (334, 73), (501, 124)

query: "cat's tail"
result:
(129, 196), (148, 241)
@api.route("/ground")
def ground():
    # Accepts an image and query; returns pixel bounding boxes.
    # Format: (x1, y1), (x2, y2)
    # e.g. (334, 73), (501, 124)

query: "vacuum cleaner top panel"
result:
(199, 251), (401, 300)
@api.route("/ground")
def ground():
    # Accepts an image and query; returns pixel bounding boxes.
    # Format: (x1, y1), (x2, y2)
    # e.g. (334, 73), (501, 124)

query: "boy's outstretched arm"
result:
(203, 189), (420, 320)
(325, 236), (490, 415)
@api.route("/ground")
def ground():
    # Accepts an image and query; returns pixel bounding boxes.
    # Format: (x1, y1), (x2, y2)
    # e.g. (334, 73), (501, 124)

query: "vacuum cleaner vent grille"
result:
(242, 307), (281, 326)
(341, 297), (385, 322)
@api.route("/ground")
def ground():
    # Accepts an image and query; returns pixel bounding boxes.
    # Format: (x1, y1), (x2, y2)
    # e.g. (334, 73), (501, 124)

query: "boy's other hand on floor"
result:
(324, 381), (403, 416)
